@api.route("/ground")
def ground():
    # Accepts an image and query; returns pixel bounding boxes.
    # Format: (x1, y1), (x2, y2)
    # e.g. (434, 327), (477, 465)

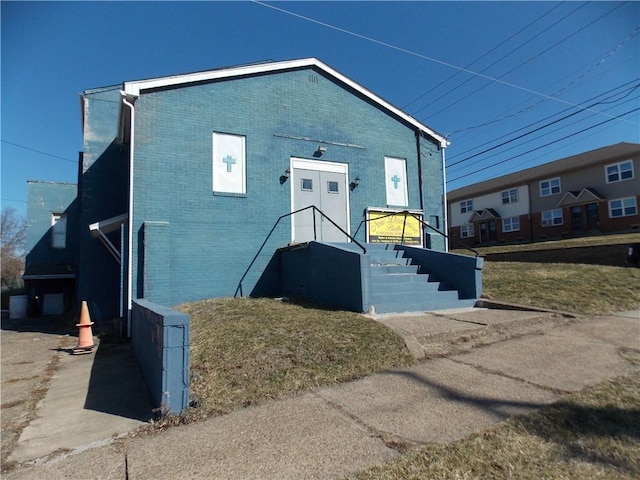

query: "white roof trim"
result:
(122, 58), (447, 148)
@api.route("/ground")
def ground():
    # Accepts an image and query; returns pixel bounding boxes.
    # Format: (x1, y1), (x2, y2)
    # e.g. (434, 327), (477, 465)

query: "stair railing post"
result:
(401, 211), (408, 245)
(313, 207), (317, 241)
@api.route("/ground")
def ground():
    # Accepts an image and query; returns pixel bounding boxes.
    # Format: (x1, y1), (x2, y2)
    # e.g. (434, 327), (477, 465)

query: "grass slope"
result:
(176, 298), (414, 421)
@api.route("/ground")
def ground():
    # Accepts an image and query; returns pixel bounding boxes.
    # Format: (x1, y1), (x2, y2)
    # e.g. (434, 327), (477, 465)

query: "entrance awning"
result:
(468, 208), (501, 223)
(556, 188), (605, 208)
(23, 262), (75, 280)
(89, 213), (128, 264)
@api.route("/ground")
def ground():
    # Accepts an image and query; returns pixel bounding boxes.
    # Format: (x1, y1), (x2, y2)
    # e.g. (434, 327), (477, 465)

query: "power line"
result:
(402, 2), (564, 110)
(1, 140), (77, 164)
(1, 197), (27, 204)
(423, 2), (628, 120)
(412, 2), (588, 116)
(449, 46), (639, 139)
(252, 1), (630, 121)
(447, 106), (640, 183)
(453, 95), (638, 172)
(448, 74), (639, 159)
(447, 82), (640, 167)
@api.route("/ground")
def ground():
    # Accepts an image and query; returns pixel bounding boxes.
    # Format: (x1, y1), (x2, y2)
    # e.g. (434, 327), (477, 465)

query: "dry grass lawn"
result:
(350, 372), (640, 480)
(173, 297), (414, 423)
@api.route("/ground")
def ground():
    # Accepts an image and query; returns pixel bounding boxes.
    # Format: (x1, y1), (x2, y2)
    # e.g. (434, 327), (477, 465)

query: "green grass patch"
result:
(351, 372), (640, 480)
(176, 298), (414, 420)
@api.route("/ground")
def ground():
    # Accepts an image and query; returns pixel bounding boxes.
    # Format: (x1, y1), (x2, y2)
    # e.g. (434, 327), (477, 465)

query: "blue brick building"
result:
(26, 58), (482, 330)
(23, 181), (79, 316)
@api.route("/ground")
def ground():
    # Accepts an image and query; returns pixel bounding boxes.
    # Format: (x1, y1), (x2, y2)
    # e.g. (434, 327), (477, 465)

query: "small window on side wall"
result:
(51, 213), (67, 249)
(460, 224), (474, 238)
(540, 178), (561, 197)
(460, 199), (473, 214)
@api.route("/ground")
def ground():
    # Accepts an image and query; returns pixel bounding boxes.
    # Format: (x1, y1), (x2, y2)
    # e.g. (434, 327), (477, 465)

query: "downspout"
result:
(415, 130), (425, 215)
(441, 143), (449, 252)
(121, 92), (137, 335)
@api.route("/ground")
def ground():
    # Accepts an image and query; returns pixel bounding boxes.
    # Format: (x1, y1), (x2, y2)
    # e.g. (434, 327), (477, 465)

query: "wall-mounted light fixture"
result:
(314, 145), (327, 157)
(350, 176), (360, 191)
(280, 168), (290, 185)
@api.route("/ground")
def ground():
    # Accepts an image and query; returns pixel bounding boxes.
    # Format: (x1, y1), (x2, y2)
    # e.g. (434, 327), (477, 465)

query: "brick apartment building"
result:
(447, 143), (640, 248)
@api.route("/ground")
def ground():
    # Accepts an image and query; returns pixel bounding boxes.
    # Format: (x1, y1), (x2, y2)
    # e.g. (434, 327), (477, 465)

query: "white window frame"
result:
(460, 224), (474, 238)
(51, 213), (67, 249)
(541, 209), (563, 227)
(502, 216), (520, 232)
(609, 197), (638, 218)
(212, 132), (246, 196)
(605, 160), (634, 184)
(460, 199), (473, 214)
(501, 188), (519, 204)
(539, 177), (561, 197)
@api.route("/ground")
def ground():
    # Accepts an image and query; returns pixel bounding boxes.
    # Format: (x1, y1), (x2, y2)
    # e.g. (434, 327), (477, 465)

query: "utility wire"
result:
(1, 197), (27, 204)
(447, 106), (640, 183)
(448, 41), (639, 139)
(451, 95), (638, 171)
(252, 1), (630, 121)
(402, 2), (564, 110)
(448, 74), (639, 159)
(413, 2), (588, 116)
(424, 2), (627, 119)
(1, 140), (77, 164)
(447, 82), (640, 167)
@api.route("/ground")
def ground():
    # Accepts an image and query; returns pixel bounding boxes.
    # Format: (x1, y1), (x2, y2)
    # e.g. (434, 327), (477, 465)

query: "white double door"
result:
(290, 158), (350, 243)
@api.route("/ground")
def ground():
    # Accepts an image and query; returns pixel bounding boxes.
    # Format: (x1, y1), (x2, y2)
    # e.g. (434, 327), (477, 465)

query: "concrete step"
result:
(369, 273), (436, 286)
(369, 250), (410, 265)
(369, 297), (476, 314)
(371, 265), (418, 274)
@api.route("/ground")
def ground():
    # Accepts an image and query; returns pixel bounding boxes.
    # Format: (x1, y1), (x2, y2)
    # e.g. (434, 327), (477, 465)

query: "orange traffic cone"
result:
(73, 301), (95, 355)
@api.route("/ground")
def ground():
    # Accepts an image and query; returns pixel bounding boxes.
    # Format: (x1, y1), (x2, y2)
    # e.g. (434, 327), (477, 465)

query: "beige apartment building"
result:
(447, 142), (640, 248)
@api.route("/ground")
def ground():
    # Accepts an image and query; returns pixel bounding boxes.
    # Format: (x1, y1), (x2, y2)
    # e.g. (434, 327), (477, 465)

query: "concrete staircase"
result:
(365, 243), (477, 314)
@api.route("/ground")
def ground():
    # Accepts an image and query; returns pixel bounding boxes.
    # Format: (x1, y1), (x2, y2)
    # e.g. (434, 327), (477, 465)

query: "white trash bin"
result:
(9, 295), (28, 319)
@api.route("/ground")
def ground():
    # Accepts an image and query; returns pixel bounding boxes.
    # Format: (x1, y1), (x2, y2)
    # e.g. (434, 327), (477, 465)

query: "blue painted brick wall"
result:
(130, 66), (445, 307)
(25, 181), (78, 267)
(78, 86), (129, 323)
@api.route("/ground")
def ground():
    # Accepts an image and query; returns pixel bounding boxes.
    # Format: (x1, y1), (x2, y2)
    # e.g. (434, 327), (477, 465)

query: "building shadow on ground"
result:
(82, 342), (153, 422)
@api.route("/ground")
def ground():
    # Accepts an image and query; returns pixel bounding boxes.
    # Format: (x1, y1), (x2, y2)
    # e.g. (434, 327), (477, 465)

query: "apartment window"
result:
(460, 199), (473, 214)
(51, 213), (67, 249)
(606, 160), (634, 183)
(460, 224), (474, 238)
(541, 209), (563, 227)
(540, 178), (561, 197)
(502, 216), (520, 232)
(609, 197), (638, 218)
(501, 188), (519, 204)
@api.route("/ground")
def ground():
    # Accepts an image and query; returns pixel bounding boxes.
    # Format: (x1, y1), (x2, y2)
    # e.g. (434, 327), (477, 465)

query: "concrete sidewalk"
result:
(3, 307), (639, 479)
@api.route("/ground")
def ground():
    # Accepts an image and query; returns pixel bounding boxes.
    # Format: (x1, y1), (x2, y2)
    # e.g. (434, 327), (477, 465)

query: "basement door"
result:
(290, 158), (350, 243)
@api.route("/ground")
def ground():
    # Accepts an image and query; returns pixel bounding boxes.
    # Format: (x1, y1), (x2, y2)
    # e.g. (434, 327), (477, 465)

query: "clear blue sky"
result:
(2, 1), (639, 219)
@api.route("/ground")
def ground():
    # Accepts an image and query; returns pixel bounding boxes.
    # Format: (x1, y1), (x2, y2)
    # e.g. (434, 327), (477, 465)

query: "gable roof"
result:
(121, 57), (447, 148)
(556, 188), (605, 208)
(468, 208), (501, 222)
(448, 142), (640, 201)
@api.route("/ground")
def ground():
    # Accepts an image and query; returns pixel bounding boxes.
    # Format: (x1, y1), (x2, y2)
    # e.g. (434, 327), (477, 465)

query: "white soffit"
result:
(122, 58), (447, 148)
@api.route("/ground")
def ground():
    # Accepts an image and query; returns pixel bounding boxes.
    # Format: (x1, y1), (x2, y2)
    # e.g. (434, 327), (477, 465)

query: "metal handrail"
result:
(234, 205), (367, 297)
(354, 210), (479, 257)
